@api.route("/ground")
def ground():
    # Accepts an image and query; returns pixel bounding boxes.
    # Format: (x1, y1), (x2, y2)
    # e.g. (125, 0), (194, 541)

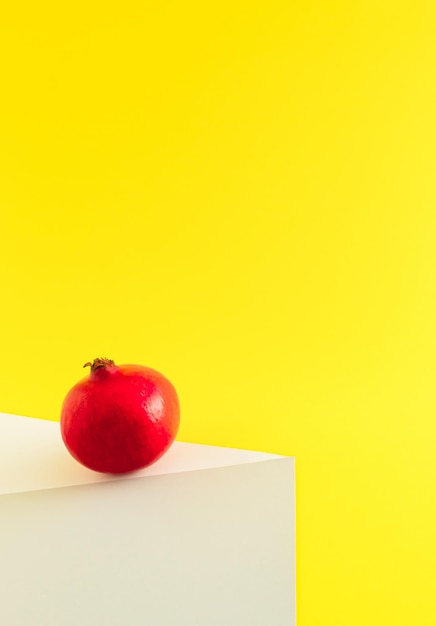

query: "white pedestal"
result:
(0, 413), (295, 625)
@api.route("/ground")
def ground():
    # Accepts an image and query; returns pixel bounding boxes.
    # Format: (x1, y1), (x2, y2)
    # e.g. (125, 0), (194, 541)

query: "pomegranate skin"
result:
(60, 360), (180, 474)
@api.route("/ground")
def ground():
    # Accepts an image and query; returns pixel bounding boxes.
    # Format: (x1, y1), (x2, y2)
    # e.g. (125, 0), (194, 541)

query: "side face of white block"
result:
(0, 458), (295, 626)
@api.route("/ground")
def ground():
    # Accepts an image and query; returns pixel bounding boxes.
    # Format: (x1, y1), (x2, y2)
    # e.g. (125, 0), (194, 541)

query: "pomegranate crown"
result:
(83, 358), (115, 372)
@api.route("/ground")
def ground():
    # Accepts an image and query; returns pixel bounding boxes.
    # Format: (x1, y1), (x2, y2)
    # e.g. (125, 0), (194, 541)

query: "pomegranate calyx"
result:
(83, 358), (116, 372)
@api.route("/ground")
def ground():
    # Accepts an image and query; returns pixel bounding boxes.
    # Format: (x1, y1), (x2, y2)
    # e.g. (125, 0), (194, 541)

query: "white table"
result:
(0, 412), (295, 625)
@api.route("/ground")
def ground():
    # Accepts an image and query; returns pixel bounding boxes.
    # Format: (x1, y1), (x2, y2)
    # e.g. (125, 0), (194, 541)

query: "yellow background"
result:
(1, 2), (435, 624)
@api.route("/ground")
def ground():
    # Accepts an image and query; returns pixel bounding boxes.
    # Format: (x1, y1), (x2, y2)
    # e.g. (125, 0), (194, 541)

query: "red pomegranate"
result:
(60, 358), (180, 474)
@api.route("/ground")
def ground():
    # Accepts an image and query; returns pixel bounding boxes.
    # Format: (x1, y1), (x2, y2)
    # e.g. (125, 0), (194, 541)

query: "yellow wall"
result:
(1, 2), (435, 624)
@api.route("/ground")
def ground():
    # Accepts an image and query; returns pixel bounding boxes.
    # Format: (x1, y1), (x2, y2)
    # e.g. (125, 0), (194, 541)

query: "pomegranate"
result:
(60, 358), (180, 474)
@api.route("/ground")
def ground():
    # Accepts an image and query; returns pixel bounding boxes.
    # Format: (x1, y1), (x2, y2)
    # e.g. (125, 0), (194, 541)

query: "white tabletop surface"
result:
(0, 412), (282, 496)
